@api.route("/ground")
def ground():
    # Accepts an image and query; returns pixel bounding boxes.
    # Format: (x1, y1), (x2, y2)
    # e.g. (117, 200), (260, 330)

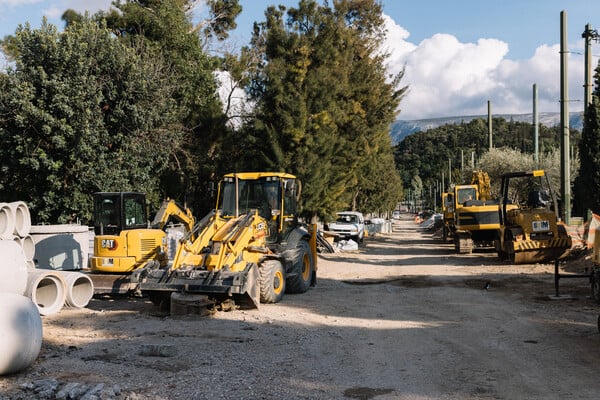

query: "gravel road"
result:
(1, 214), (599, 400)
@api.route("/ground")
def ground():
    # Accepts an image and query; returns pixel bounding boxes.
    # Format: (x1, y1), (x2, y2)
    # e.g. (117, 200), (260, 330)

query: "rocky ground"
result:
(1, 214), (600, 400)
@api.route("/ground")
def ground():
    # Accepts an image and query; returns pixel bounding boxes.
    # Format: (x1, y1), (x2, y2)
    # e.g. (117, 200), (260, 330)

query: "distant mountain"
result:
(390, 112), (584, 144)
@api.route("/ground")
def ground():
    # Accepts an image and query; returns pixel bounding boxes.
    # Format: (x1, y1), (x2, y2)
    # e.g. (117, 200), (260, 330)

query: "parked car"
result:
(327, 211), (365, 243)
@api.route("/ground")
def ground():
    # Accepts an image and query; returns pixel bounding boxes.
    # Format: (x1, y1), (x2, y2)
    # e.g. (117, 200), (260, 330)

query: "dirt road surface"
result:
(2, 214), (600, 400)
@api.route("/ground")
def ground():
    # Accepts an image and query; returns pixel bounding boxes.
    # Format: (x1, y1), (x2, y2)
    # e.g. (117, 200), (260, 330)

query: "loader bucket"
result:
(135, 263), (261, 309)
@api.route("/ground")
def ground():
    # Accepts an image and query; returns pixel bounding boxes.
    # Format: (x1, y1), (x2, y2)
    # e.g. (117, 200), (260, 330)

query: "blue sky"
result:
(1, 0), (600, 120)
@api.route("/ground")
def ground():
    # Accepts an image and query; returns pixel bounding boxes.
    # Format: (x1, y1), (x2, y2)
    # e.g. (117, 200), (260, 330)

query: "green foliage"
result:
(476, 147), (578, 199)
(573, 60), (600, 215)
(203, 0), (243, 41)
(93, 0), (234, 215)
(394, 117), (580, 198)
(0, 33), (19, 62)
(244, 0), (406, 219)
(0, 19), (181, 223)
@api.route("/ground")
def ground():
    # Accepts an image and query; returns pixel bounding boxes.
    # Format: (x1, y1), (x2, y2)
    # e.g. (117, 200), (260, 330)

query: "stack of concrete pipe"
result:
(0, 202), (42, 375)
(0, 201), (94, 375)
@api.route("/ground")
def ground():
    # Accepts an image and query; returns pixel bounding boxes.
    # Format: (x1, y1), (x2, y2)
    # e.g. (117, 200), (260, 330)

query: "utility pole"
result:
(560, 10), (570, 224)
(487, 100), (493, 150)
(441, 171), (445, 194)
(582, 24), (600, 118)
(533, 84), (539, 166)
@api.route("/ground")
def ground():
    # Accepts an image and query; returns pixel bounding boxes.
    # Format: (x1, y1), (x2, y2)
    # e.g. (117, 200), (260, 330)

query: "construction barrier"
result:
(30, 224), (90, 270)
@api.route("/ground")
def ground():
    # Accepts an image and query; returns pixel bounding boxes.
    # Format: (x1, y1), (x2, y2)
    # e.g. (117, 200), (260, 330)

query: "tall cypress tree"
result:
(574, 60), (600, 215)
(246, 0), (406, 219)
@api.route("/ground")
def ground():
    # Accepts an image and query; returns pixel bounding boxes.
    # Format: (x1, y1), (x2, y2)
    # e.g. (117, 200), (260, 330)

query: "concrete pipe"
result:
(9, 201), (31, 237)
(0, 240), (28, 295)
(13, 235), (35, 262)
(0, 293), (42, 375)
(0, 203), (15, 240)
(56, 271), (94, 308)
(25, 270), (66, 316)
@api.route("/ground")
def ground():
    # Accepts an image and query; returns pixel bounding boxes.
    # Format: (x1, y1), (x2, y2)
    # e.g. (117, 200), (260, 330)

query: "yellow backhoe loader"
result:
(90, 193), (195, 273)
(495, 170), (571, 264)
(130, 172), (317, 309)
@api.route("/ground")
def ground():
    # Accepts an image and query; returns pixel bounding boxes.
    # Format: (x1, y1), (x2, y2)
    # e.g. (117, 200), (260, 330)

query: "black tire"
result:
(148, 292), (171, 312)
(259, 260), (286, 303)
(453, 236), (460, 253)
(502, 230), (515, 263)
(497, 250), (508, 261)
(591, 272), (600, 304)
(286, 240), (314, 294)
(495, 238), (507, 260)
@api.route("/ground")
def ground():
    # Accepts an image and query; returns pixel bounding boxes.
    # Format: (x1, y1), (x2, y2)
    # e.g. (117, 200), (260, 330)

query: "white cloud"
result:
(42, 6), (62, 19)
(0, 52), (8, 71)
(0, 0), (40, 5)
(58, 0), (114, 14)
(382, 14), (585, 120)
(38, 0), (115, 23)
(214, 70), (255, 129)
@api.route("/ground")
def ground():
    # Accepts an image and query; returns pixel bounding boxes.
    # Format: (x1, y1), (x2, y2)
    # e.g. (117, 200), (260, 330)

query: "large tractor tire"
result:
(286, 240), (314, 294)
(259, 260), (286, 303)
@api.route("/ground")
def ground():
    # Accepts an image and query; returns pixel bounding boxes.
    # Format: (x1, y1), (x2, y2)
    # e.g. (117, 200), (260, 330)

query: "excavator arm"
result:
(151, 199), (195, 234)
(470, 170), (493, 201)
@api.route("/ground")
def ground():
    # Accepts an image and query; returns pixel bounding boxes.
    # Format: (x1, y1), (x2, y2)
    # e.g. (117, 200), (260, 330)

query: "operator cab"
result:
(217, 173), (299, 243)
(456, 187), (477, 205)
(93, 192), (148, 236)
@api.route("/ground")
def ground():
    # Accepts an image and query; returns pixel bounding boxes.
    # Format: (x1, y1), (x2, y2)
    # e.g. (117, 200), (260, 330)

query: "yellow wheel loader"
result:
(495, 170), (571, 264)
(90, 193), (195, 273)
(130, 172), (317, 309)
